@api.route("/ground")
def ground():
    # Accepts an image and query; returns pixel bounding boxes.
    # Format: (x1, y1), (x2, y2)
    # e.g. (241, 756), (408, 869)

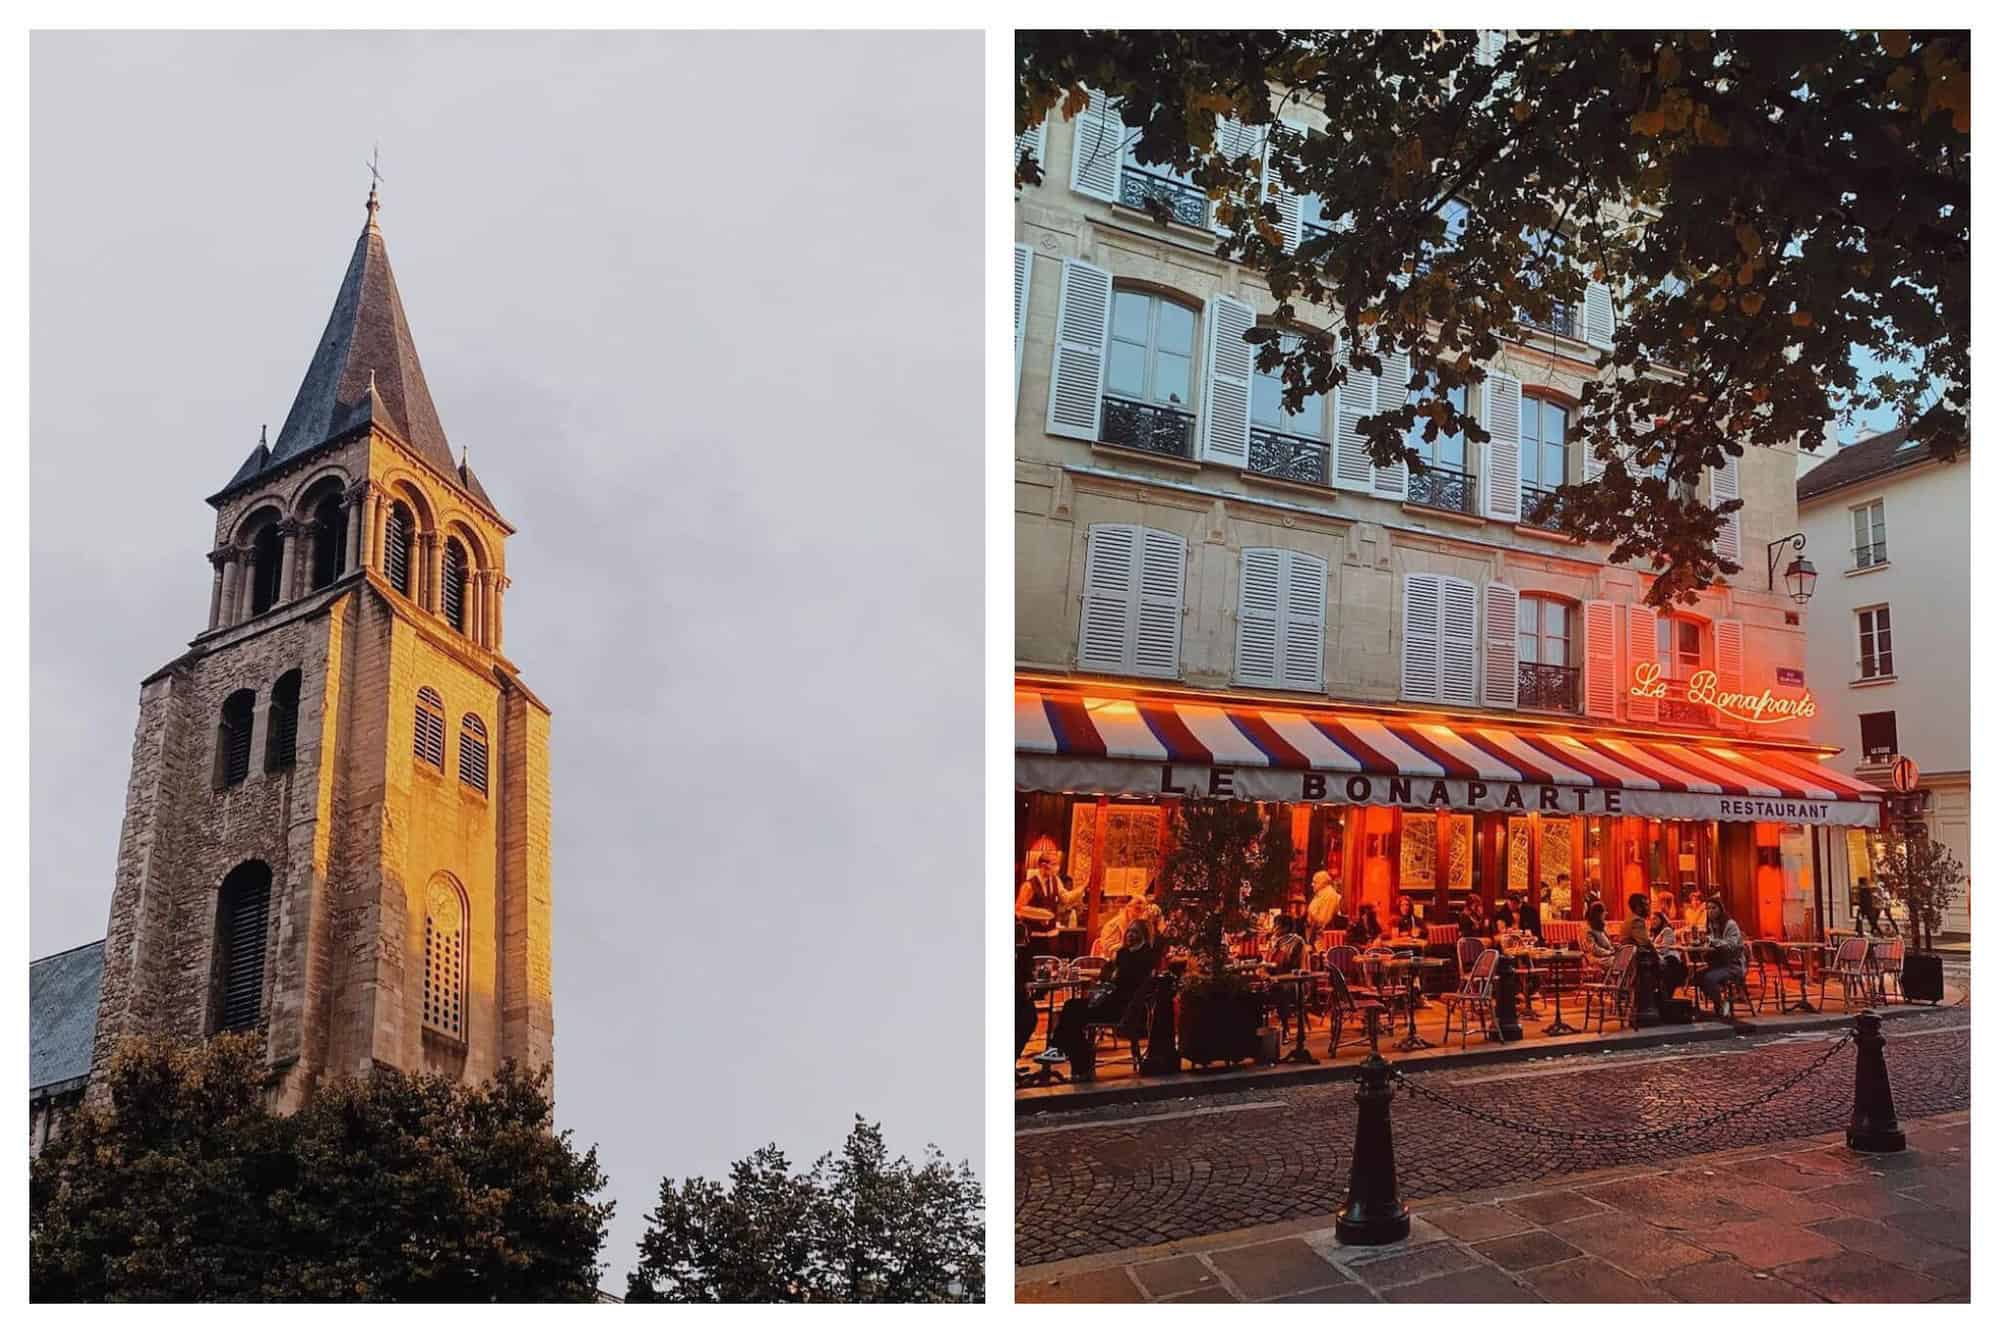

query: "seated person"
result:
(1694, 901), (1748, 1018)
(1652, 910), (1687, 998)
(1491, 896), (1518, 930)
(1265, 915), (1309, 1025)
(1392, 894), (1421, 937)
(1346, 903), (1383, 946)
(1456, 898), (1489, 940)
(1622, 893), (1653, 949)
(1048, 922), (1160, 1068)
(1582, 902), (1617, 966)
(1518, 891), (1543, 939)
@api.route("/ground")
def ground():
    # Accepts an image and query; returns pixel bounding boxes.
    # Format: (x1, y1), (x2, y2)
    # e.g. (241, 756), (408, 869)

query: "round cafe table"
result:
(1375, 955), (1446, 1051)
(1526, 948), (1583, 1036)
(1021, 977), (1081, 1086)
(1273, 971), (1319, 1065)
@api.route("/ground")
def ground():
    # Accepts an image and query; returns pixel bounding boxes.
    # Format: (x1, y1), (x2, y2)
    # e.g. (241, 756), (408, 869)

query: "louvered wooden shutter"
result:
(1440, 576), (1479, 705)
(1015, 117), (1048, 180)
(267, 674), (299, 773)
(1212, 117), (1262, 237)
(1332, 348), (1376, 491)
(1372, 347), (1411, 499)
(1401, 573), (1442, 703)
(224, 704), (253, 786)
(1134, 528), (1187, 678)
(1582, 440), (1606, 483)
(1235, 548), (1283, 686)
(1482, 581), (1519, 708)
(1582, 281), (1616, 350)
(443, 542), (466, 631)
(1481, 371), (1523, 522)
(458, 714), (489, 794)
(216, 872), (270, 1033)
(1280, 551), (1328, 691)
(1069, 91), (1121, 202)
(1267, 122), (1304, 252)
(1710, 452), (1741, 567)
(1715, 619), (1745, 697)
(1047, 259), (1113, 440)
(1583, 599), (1618, 718)
(1200, 294), (1256, 467)
(1013, 244), (1034, 408)
(414, 687), (446, 768)
(385, 507), (411, 594)
(1626, 604), (1659, 722)
(1078, 524), (1138, 672)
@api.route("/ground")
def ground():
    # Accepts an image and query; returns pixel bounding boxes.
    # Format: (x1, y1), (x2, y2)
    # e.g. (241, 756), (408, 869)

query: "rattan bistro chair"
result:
(1750, 939), (1808, 1012)
(1067, 955), (1108, 984)
(1868, 937), (1906, 1004)
(1578, 945), (1638, 1034)
(1820, 935), (1875, 1012)
(1325, 965), (1388, 1056)
(1438, 948), (1500, 1051)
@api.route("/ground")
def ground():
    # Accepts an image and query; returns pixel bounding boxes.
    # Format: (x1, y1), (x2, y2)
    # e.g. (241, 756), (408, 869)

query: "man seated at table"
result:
(1046, 921), (1160, 1076)
(1265, 914), (1309, 1026)
(1622, 893), (1653, 949)
(1517, 890), (1543, 940)
(1491, 895), (1518, 930)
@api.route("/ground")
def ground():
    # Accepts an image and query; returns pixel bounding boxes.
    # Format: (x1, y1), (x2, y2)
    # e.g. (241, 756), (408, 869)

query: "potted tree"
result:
(1157, 798), (1292, 1066)
(1870, 828), (1964, 1004)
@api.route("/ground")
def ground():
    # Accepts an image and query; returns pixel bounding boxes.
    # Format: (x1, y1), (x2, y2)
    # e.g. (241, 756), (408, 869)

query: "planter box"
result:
(1179, 987), (1263, 1067)
(1901, 951), (1945, 1004)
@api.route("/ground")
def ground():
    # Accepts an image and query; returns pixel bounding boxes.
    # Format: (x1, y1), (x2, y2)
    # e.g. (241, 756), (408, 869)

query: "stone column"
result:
(207, 550), (228, 631)
(423, 533), (444, 613)
(469, 570), (489, 646)
(344, 481), (367, 572)
(364, 486), (385, 572)
(276, 520), (301, 604)
(218, 551), (243, 628)
(492, 574), (509, 653)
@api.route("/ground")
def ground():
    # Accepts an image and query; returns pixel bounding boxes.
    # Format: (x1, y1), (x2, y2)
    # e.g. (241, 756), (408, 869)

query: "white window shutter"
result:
(1280, 551), (1328, 691)
(1582, 281), (1616, 350)
(1078, 524), (1138, 672)
(1626, 604), (1659, 722)
(1015, 117), (1049, 181)
(1474, 29), (1506, 65)
(1710, 452), (1741, 567)
(1134, 528), (1187, 678)
(1265, 127), (1303, 252)
(1482, 581), (1519, 708)
(1583, 441), (1606, 483)
(1481, 371), (1523, 523)
(1372, 346), (1411, 499)
(1235, 547), (1283, 686)
(1400, 573), (1443, 703)
(1716, 619), (1745, 696)
(1582, 599), (1618, 718)
(1331, 351), (1376, 491)
(1069, 91), (1122, 203)
(1046, 258), (1113, 441)
(1013, 244), (1034, 409)
(1440, 576), (1479, 706)
(1212, 117), (1261, 238)
(1199, 294), (1256, 467)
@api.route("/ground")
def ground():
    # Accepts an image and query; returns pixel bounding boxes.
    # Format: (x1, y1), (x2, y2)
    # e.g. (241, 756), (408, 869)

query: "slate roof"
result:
(1797, 426), (1964, 503)
(30, 940), (104, 1094)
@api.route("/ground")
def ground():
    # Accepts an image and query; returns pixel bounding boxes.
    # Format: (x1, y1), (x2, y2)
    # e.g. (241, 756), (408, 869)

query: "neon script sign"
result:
(1630, 662), (1817, 725)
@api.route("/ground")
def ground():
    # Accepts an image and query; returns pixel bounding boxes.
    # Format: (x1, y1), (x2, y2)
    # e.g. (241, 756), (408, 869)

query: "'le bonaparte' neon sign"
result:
(1630, 662), (1817, 725)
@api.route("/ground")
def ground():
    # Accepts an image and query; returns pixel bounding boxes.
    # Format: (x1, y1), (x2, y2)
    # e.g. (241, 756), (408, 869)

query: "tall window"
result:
(1517, 597), (1573, 667)
(1403, 382), (1470, 470)
(1414, 197), (1469, 272)
(265, 670), (300, 773)
(310, 493), (347, 590)
(1859, 711), (1899, 764)
(385, 504), (414, 596)
(249, 522), (283, 615)
(414, 686), (446, 769)
(1852, 499), (1887, 568)
(213, 861), (272, 1034)
(422, 879), (466, 1039)
(1250, 333), (1328, 442)
(1857, 606), (1894, 679)
(458, 714), (489, 795)
(1402, 381), (1473, 515)
(442, 538), (468, 633)
(216, 689), (256, 788)
(1520, 398), (1569, 495)
(1106, 290), (1196, 411)
(1656, 616), (1705, 681)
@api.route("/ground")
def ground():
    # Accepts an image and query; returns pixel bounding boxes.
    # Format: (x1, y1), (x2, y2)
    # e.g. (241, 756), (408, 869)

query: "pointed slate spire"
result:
(264, 184), (454, 476)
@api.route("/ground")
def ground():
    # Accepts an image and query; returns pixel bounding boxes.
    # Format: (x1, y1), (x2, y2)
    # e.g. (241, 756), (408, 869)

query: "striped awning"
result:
(1017, 689), (1883, 827)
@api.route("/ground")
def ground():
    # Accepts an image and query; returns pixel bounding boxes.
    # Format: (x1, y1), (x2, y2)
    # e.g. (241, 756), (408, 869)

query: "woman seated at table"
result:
(1346, 903), (1383, 946)
(1582, 902), (1617, 967)
(1392, 895), (1421, 937)
(1491, 896), (1517, 930)
(1047, 921), (1159, 1068)
(1694, 900), (1748, 1019)
(1652, 909), (1687, 997)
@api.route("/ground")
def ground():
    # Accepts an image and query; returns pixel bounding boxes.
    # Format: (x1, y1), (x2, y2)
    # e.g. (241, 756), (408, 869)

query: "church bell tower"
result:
(90, 185), (555, 1108)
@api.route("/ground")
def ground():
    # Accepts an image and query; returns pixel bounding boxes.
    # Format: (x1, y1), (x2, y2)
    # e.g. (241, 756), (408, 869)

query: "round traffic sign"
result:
(1890, 756), (1919, 792)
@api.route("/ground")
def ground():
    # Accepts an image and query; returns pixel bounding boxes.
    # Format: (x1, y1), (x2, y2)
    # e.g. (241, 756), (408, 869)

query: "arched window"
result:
(249, 522), (283, 615)
(458, 714), (488, 794)
(213, 861), (272, 1033)
(414, 686), (446, 769)
(422, 878), (466, 1039)
(215, 689), (256, 788)
(266, 670), (301, 772)
(442, 538), (468, 633)
(309, 493), (347, 590)
(385, 503), (414, 596)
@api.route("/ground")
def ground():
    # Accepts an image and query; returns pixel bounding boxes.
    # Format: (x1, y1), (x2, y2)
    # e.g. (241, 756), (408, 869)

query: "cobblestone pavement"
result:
(1016, 1008), (1969, 1268)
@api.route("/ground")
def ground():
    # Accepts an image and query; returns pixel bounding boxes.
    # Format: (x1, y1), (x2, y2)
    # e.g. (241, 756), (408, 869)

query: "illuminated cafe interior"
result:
(1014, 685), (1884, 1078)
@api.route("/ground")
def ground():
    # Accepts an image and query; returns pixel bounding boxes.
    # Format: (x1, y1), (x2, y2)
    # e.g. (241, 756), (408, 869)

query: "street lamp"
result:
(1766, 533), (1817, 604)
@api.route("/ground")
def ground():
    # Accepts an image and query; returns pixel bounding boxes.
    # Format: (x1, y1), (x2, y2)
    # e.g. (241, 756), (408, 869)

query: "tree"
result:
(626, 1118), (983, 1303)
(1156, 797), (1292, 977)
(1018, 30), (1967, 604)
(1871, 827), (1965, 952)
(30, 1035), (612, 1302)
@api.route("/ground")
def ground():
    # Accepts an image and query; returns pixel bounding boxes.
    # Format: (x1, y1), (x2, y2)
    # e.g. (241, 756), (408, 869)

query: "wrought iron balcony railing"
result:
(1299, 219), (1335, 247)
(1519, 304), (1578, 340)
(1853, 542), (1889, 570)
(1520, 482), (1570, 531)
(1101, 395), (1196, 460)
(1406, 462), (1477, 516)
(1118, 166), (1208, 228)
(1247, 427), (1331, 486)
(1517, 662), (1580, 713)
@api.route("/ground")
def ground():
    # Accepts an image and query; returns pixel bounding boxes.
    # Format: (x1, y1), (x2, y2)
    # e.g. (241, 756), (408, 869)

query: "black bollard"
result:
(1846, 1011), (1907, 1152)
(1140, 973), (1181, 1076)
(1335, 1015), (1411, 1246)
(1492, 953), (1523, 1041)
(1630, 946), (1663, 1028)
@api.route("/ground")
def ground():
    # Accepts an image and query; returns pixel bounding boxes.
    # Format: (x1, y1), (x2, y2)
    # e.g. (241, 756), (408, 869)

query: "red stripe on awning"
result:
(1041, 695), (1107, 757)
(1135, 701), (1213, 764)
(1309, 716), (1399, 773)
(1635, 741), (1754, 796)
(1751, 749), (1876, 800)
(1458, 729), (1556, 784)
(1226, 709), (1312, 770)
(1381, 721), (1485, 780)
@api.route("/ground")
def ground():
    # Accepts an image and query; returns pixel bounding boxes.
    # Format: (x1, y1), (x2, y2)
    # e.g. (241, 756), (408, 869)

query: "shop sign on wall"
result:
(1630, 662), (1817, 725)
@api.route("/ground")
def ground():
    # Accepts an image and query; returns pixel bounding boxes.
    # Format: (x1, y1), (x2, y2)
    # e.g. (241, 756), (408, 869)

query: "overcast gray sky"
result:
(31, 30), (984, 1281)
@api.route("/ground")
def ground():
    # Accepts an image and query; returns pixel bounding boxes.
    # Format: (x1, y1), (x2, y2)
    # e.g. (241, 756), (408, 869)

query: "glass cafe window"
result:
(1656, 616), (1703, 680)
(1250, 333), (1328, 441)
(1107, 290), (1196, 410)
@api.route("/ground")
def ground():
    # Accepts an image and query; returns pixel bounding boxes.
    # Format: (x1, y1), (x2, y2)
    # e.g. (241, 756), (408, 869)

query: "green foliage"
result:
(1019, 30), (1967, 605)
(30, 1035), (611, 1302)
(1157, 797), (1292, 981)
(625, 1117), (983, 1303)
(1870, 828), (1965, 952)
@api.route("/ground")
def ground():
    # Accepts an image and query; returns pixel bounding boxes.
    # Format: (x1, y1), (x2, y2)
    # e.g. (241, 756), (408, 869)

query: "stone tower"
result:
(90, 186), (554, 1110)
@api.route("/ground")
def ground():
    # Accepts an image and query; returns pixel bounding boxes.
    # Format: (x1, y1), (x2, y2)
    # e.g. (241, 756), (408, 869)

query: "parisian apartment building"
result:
(1796, 430), (1970, 935)
(1012, 76), (1881, 954)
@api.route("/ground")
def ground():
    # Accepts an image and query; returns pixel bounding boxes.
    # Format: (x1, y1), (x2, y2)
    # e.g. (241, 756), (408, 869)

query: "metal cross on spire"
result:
(364, 142), (384, 227)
